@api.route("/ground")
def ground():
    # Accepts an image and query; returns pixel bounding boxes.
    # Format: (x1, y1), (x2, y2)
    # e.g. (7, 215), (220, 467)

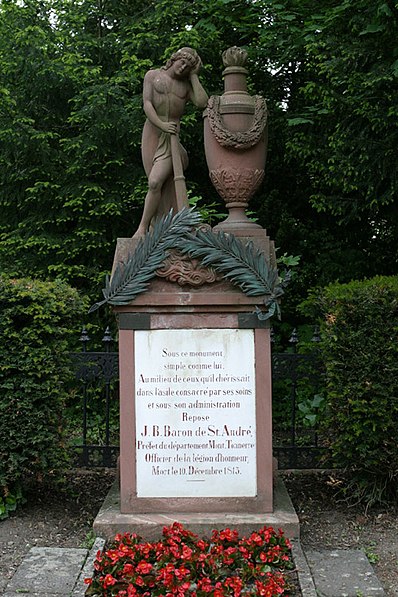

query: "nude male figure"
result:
(133, 48), (208, 238)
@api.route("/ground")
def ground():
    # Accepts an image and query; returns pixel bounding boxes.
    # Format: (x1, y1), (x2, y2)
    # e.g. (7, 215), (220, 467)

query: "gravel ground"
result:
(0, 469), (397, 595)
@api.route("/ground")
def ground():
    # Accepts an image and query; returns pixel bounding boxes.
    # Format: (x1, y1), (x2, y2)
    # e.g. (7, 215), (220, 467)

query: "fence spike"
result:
(79, 326), (90, 351)
(102, 326), (113, 344)
(311, 325), (321, 343)
(102, 326), (113, 353)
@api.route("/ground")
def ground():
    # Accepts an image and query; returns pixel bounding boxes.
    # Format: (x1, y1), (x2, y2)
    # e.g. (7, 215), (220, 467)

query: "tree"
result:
(253, 0), (398, 316)
(0, 0), (144, 291)
(282, 0), (398, 262)
(0, 0), (271, 296)
(0, 0), (396, 312)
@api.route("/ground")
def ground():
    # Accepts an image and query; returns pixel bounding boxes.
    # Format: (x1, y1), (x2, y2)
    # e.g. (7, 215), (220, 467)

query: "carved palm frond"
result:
(89, 210), (286, 321)
(174, 227), (285, 320)
(88, 208), (201, 312)
(175, 227), (279, 296)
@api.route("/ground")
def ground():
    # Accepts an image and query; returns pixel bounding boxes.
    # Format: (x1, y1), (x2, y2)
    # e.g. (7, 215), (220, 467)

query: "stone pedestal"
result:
(94, 230), (298, 539)
(93, 229), (300, 540)
(116, 231), (273, 512)
(93, 475), (299, 541)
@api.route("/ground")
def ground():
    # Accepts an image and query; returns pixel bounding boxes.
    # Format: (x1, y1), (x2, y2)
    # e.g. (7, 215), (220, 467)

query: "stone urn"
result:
(204, 47), (268, 231)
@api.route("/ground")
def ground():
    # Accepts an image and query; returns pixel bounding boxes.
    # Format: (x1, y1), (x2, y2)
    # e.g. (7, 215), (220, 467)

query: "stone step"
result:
(305, 548), (386, 597)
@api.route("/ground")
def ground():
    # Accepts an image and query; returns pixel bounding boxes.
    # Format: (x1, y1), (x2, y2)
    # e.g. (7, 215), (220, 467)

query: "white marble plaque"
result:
(134, 328), (256, 497)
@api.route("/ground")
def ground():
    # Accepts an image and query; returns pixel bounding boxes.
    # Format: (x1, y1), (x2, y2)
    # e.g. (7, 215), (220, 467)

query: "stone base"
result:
(93, 474), (299, 541)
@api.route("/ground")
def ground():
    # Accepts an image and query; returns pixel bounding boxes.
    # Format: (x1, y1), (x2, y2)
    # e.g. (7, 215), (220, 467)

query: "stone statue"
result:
(133, 48), (208, 238)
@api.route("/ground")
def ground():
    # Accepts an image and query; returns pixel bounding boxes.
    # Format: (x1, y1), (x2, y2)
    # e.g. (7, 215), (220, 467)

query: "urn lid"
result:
(220, 46), (254, 114)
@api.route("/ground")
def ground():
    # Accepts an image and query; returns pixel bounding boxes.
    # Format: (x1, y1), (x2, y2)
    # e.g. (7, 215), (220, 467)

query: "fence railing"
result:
(271, 326), (327, 468)
(70, 326), (327, 469)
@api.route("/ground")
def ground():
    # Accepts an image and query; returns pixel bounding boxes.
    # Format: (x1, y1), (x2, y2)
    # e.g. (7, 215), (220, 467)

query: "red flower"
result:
(107, 549), (120, 564)
(250, 532), (263, 545)
(122, 563), (134, 576)
(170, 544), (180, 558)
(181, 545), (193, 560)
(136, 561), (153, 574)
(225, 575), (243, 597)
(215, 528), (239, 543)
(238, 545), (249, 559)
(102, 573), (117, 588)
(197, 577), (213, 592)
(173, 565), (188, 579)
(135, 575), (145, 587)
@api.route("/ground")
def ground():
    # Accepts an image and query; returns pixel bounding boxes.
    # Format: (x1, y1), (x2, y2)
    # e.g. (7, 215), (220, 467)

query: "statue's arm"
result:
(188, 72), (208, 109)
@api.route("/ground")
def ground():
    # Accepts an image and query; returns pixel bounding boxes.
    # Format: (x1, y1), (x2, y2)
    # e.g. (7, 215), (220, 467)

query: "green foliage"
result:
(303, 276), (398, 505)
(0, 275), (87, 513)
(0, 486), (25, 521)
(298, 393), (325, 428)
(0, 0), (396, 319)
(188, 194), (227, 226)
(283, 0), (398, 223)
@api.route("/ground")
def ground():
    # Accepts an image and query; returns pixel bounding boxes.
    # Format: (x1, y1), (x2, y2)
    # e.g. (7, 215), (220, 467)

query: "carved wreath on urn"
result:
(206, 95), (267, 150)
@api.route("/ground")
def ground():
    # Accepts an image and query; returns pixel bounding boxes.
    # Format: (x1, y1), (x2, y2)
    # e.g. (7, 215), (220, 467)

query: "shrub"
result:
(303, 276), (398, 506)
(0, 275), (87, 517)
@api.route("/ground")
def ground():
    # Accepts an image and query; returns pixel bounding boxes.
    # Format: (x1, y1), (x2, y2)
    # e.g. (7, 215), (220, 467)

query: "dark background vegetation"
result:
(0, 0), (397, 510)
(0, 0), (397, 313)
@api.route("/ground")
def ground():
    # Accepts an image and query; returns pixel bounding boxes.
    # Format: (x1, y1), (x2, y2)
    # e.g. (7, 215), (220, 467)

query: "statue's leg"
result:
(132, 156), (173, 238)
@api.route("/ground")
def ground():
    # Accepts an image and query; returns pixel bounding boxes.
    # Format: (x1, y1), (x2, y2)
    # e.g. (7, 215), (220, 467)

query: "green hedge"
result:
(0, 275), (86, 517)
(303, 276), (398, 505)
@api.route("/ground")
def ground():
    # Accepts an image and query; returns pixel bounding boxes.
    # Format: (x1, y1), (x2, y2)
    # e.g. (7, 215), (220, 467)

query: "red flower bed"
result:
(85, 523), (294, 596)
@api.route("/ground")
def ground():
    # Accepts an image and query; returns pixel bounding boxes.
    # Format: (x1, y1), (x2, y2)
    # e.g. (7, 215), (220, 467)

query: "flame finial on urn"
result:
(222, 46), (248, 68)
(204, 47), (268, 233)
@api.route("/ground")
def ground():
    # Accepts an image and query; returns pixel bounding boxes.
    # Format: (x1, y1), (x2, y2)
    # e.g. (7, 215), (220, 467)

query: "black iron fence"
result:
(70, 327), (119, 468)
(70, 326), (327, 469)
(271, 327), (327, 469)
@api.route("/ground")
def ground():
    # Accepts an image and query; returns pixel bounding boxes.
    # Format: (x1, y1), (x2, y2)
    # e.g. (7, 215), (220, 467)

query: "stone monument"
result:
(93, 47), (298, 540)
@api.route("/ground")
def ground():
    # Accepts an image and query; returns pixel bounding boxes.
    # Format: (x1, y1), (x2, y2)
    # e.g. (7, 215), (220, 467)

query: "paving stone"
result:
(290, 540), (317, 597)
(305, 548), (386, 596)
(4, 547), (88, 595)
(3, 593), (70, 596)
(72, 537), (105, 597)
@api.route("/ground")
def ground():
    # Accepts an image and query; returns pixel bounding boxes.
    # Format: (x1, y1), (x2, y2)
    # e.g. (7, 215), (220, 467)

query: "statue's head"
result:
(164, 47), (200, 72)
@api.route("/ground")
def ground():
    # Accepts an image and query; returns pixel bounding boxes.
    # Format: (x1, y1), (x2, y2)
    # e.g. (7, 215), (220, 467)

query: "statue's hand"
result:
(190, 58), (202, 77)
(161, 121), (178, 134)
